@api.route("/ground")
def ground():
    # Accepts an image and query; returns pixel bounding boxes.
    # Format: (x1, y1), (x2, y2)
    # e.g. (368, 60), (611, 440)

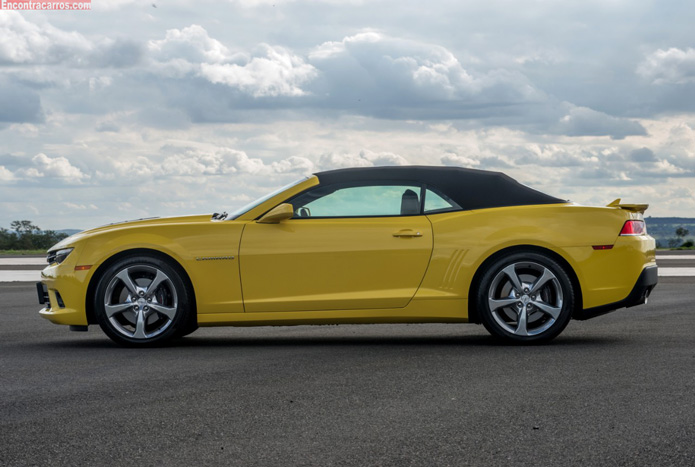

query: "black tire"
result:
(94, 255), (195, 347)
(177, 321), (199, 338)
(475, 251), (574, 344)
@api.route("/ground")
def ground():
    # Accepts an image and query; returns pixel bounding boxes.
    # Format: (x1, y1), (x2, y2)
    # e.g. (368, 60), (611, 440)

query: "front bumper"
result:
(573, 265), (658, 321)
(38, 261), (91, 326)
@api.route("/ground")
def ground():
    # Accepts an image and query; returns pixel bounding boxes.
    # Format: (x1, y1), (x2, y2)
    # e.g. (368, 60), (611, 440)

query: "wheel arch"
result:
(467, 244), (583, 324)
(85, 248), (197, 325)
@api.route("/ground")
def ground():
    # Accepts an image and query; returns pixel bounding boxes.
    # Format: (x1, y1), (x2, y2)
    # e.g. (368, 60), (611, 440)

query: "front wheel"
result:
(476, 252), (574, 344)
(94, 255), (194, 347)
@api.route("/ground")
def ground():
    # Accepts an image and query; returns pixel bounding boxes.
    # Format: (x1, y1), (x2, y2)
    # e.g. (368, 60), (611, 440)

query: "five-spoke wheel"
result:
(94, 255), (194, 346)
(477, 252), (574, 343)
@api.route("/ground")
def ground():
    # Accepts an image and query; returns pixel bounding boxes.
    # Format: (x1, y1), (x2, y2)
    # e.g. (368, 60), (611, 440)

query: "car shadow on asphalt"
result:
(176, 334), (622, 348)
(26, 333), (623, 350)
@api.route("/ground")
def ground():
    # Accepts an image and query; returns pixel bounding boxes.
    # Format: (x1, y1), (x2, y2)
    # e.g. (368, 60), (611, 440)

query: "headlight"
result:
(47, 247), (74, 265)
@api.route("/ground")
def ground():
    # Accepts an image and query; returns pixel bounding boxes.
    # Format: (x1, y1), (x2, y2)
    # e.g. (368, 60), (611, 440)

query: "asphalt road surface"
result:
(1, 278), (694, 466)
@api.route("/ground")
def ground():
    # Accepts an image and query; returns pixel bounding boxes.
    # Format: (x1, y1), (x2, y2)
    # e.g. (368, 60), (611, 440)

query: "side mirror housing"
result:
(257, 203), (294, 224)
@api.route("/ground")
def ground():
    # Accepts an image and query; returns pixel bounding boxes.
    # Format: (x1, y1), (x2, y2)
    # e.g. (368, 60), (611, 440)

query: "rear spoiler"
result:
(607, 198), (649, 214)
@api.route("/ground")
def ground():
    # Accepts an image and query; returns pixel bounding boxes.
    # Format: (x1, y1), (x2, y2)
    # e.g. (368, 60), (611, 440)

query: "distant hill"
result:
(56, 229), (82, 236)
(645, 217), (695, 247)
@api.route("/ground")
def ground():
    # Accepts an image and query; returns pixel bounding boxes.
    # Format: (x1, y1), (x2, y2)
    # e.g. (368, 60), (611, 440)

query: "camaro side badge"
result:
(195, 256), (235, 261)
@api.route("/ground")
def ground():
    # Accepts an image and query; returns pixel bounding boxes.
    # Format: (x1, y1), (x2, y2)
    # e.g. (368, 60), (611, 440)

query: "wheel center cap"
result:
(521, 295), (531, 305)
(136, 298), (147, 308)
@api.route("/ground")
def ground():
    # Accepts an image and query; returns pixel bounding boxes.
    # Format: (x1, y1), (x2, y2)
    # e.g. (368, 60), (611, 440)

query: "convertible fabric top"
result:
(314, 166), (565, 211)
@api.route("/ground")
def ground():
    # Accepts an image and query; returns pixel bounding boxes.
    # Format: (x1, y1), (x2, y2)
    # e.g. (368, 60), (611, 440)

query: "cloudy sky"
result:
(1, 0), (694, 230)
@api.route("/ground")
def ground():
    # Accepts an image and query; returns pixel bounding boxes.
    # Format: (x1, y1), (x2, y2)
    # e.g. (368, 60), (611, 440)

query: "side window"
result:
(291, 184), (422, 218)
(424, 188), (461, 214)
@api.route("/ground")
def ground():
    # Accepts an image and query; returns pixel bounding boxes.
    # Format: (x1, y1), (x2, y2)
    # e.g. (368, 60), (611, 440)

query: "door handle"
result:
(393, 229), (423, 237)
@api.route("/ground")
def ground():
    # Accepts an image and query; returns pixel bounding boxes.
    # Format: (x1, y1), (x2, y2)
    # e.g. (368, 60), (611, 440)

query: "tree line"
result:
(0, 220), (69, 251)
(669, 226), (693, 248)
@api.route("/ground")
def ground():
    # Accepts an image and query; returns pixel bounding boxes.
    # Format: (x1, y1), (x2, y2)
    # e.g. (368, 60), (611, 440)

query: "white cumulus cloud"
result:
(441, 153), (481, 168)
(64, 202), (98, 210)
(310, 32), (478, 99)
(308, 32), (544, 111)
(0, 11), (91, 65)
(200, 45), (318, 97)
(160, 148), (314, 176)
(0, 165), (15, 181)
(148, 25), (318, 97)
(17, 153), (88, 182)
(638, 48), (695, 85)
(318, 149), (408, 169)
(148, 25), (232, 64)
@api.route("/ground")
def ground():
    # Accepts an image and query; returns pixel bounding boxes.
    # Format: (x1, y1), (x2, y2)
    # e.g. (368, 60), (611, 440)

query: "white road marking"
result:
(0, 258), (45, 265)
(0, 270), (42, 282)
(657, 268), (695, 276)
(656, 255), (695, 260)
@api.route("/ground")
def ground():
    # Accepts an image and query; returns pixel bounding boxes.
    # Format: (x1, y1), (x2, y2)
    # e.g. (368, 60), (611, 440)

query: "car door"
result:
(239, 183), (433, 312)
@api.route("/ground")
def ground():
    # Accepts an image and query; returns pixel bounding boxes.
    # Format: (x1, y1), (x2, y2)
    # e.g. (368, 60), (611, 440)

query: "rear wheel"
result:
(476, 251), (574, 343)
(94, 255), (194, 346)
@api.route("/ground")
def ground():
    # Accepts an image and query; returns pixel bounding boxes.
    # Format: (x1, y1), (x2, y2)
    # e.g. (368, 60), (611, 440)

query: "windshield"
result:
(229, 176), (309, 220)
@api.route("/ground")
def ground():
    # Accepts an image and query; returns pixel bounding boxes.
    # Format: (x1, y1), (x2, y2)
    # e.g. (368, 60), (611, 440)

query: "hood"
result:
(48, 214), (213, 251)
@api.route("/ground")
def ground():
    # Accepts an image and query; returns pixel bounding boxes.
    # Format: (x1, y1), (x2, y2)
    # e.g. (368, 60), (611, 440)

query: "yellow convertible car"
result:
(37, 166), (657, 346)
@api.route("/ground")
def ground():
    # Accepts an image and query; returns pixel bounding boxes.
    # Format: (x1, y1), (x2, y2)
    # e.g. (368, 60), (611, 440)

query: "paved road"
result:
(655, 252), (695, 274)
(1, 278), (693, 466)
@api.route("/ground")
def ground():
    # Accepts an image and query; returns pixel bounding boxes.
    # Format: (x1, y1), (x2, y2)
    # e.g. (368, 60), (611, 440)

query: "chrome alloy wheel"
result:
(103, 265), (178, 340)
(487, 261), (563, 337)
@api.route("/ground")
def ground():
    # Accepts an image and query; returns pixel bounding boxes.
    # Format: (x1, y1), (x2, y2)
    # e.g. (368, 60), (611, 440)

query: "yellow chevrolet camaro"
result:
(37, 166), (657, 346)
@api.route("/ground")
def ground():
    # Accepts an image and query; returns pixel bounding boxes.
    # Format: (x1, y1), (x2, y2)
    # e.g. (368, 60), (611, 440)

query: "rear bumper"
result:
(574, 265), (658, 321)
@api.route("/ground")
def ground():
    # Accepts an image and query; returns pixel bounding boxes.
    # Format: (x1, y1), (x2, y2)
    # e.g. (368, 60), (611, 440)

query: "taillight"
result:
(620, 220), (646, 236)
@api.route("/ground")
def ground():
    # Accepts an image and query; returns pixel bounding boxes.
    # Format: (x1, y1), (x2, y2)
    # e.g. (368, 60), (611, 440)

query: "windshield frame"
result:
(229, 176), (311, 220)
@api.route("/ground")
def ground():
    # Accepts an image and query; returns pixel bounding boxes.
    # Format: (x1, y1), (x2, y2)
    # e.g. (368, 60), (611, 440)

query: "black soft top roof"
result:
(314, 166), (565, 211)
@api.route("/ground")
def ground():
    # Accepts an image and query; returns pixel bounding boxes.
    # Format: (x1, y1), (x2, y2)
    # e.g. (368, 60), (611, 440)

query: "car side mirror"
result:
(257, 203), (294, 224)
